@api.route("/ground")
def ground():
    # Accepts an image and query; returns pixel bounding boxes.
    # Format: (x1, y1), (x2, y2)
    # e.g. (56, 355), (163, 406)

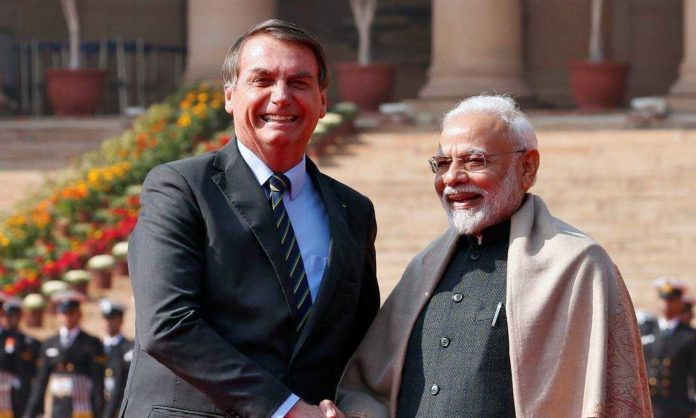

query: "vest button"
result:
(452, 293), (463, 302)
(470, 251), (480, 261)
(440, 337), (450, 348)
(430, 384), (439, 395)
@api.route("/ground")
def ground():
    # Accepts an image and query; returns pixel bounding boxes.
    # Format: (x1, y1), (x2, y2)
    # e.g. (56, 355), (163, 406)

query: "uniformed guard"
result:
(681, 296), (694, 326)
(0, 299), (41, 418)
(23, 291), (105, 418)
(98, 300), (132, 418)
(642, 277), (696, 418)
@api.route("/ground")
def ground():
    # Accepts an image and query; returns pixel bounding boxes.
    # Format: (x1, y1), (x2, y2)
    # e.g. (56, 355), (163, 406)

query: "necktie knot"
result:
(268, 174), (290, 196)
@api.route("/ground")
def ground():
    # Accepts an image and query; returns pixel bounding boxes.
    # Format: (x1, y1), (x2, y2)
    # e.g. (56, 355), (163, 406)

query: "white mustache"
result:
(442, 185), (488, 197)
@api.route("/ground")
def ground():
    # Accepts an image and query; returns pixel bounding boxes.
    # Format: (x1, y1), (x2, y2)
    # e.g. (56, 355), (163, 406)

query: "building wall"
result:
(525, 0), (683, 107)
(0, 0), (685, 109)
(0, 0), (185, 45)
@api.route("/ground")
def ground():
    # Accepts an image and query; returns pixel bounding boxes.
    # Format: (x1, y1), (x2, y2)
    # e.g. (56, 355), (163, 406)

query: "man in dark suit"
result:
(99, 300), (132, 418)
(24, 291), (105, 418)
(0, 299), (40, 417)
(120, 19), (380, 418)
(642, 278), (696, 418)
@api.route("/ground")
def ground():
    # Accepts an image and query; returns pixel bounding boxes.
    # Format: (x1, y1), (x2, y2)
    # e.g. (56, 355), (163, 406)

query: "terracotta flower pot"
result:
(335, 63), (396, 111)
(92, 270), (113, 289)
(114, 259), (129, 277)
(568, 60), (630, 110)
(44, 68), (107, 116)
(70, 281), (89, 296)
(25, 309), (44, 328)
(48, 300), (57, 314)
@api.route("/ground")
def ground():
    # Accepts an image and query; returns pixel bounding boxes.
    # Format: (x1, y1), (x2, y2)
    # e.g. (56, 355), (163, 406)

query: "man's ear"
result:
(224, 83), (234, 115)
(319, 88), (327, 118)
(520, 149), (540, 191)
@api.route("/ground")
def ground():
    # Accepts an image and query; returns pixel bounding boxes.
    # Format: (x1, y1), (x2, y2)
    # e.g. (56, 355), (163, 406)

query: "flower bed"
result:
(0, 84), (359, 299)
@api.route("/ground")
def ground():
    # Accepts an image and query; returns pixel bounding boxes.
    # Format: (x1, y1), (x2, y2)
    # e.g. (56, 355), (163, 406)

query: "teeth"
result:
(263, 115), (295, 122)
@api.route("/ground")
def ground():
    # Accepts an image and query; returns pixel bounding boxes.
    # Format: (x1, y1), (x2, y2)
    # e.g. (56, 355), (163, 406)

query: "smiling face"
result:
(224, 34), (327, 173)
(435, 112), (538, 236)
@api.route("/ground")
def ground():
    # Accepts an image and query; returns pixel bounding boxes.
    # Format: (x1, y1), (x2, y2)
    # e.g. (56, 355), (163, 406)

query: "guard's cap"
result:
(51, 290), (85, 313)
(99, 299), (125, 318)
(653, 277), (687, 300)
(2, 298), (22, 315)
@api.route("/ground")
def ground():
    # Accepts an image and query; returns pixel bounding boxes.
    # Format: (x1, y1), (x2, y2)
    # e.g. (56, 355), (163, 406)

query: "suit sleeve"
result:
(345, 200), (380, 360)
(103, 342), (131, 418)
(91, 338), (105, 418)
(23, 342), (50, 418)
(129, 164), (291, 417)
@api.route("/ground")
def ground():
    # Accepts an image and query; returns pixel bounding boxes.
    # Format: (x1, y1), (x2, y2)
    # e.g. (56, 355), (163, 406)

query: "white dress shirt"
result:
(237, 140), (331, 417)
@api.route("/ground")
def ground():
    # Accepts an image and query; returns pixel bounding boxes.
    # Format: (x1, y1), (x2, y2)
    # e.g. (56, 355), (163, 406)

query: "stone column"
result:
(184, 0), (277, 83)
(419, 0), (529, 100)
(669, 0), (696, 110)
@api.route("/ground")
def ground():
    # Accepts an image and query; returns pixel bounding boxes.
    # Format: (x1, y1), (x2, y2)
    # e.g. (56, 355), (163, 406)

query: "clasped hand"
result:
(286, 399), (346, 418)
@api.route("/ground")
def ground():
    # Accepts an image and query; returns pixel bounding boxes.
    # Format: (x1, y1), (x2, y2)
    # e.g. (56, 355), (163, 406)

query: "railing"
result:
(15, 39), (186, 115)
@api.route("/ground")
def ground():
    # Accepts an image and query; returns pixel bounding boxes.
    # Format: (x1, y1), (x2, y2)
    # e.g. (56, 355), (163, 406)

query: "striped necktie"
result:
(267, 174), (312, 333)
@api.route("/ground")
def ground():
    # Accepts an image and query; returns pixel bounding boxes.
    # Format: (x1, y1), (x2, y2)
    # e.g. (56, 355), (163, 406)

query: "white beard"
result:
(441, 167), (524, 236)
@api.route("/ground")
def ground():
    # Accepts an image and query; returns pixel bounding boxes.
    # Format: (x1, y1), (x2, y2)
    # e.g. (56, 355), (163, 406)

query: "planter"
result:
(25, 309), (44, 328)
(70, 281), (89, 296)
(335, 63), (395, 111)
(44, 68), (107, 115)
(114, 259), (129, 277)
(568, 60), (630, 110)
(91, 269), (113, 289)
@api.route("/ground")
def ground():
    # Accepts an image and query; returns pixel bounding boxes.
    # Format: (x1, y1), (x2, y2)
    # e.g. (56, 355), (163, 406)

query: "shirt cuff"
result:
(272, 393), (300, 418)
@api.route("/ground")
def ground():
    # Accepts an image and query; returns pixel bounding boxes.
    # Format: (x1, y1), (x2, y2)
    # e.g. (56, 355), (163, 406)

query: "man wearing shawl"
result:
(324, 95), (651, 418)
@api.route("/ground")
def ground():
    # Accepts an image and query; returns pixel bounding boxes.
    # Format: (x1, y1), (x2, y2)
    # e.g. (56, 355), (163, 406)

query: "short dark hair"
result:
(221, 19), (329, 90)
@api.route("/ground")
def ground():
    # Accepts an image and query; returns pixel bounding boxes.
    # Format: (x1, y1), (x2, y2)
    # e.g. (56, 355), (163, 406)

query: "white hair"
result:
(442, 94), (538, 150)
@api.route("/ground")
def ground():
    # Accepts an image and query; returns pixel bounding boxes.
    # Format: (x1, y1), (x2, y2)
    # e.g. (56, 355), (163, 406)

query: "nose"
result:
(270, 81), (290, 106)
(441, 165), (469, 187)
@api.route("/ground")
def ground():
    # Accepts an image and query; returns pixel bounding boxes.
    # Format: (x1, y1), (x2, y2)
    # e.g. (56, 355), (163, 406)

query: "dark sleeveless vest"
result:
(397, 220), (515, 417)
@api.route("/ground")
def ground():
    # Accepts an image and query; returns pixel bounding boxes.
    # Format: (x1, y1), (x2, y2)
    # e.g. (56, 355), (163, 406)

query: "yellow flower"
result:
(0, 234), (9, 247)
(197, 93), (209, 103)
(180, 101), (191, 110)
(177, 113), (192, 127)
(193, 103), (207, 118)
(210, 99), (222, 109)
(31, 209), (51, 229)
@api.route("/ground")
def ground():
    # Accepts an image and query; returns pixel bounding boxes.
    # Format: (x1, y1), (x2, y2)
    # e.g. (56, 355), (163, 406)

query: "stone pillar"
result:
(419, 0), (529, 100)
(184, 0), (277, 84)
(669, 0), (696, 110)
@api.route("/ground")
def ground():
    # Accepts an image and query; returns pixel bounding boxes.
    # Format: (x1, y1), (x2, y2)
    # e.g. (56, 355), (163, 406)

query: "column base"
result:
(419, 74), (531, 100)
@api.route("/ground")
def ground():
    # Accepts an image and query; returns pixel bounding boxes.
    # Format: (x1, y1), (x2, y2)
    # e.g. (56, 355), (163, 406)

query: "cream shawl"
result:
(337, 194), (651, 417)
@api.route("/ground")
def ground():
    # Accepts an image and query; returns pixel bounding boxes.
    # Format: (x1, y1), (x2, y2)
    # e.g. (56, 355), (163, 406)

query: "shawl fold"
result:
(337, 194), (651, 417)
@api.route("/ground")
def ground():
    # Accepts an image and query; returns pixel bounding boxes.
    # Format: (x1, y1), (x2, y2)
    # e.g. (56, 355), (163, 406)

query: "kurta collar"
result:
(467, 219), (511, 247)
(236, 140), (306, 200)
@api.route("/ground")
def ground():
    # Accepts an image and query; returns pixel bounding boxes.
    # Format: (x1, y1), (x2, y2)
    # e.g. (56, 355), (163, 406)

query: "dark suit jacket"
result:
(24, 330), (105, 418)
(103, 337), (133, 418)
(0, 328), (40, 416)
(642, 321), (696, 417)
(121, 140), (380, 418)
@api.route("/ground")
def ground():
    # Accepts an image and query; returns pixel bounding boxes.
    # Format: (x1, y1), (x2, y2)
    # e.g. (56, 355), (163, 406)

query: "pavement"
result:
(1, 115), (695, 338)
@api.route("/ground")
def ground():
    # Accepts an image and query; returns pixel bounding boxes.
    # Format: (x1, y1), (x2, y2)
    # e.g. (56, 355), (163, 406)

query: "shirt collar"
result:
(104, 334), (124, 346)
(59, 326), (80, 341)
(658, 317), (680, 332)
(236, 140), (306, 200)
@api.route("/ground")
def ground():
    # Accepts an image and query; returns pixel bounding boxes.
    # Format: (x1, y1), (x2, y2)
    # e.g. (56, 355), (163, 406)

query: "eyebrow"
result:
(248, 68), (314, 80)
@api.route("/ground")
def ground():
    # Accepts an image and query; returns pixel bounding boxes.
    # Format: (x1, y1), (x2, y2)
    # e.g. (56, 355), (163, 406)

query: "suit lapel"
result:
(291, 160), (356, 357)
(211, 140), (299, 321)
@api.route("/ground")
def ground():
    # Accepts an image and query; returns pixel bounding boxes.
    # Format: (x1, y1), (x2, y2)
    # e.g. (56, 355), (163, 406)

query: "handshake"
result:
(286, 400), (346, 418)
